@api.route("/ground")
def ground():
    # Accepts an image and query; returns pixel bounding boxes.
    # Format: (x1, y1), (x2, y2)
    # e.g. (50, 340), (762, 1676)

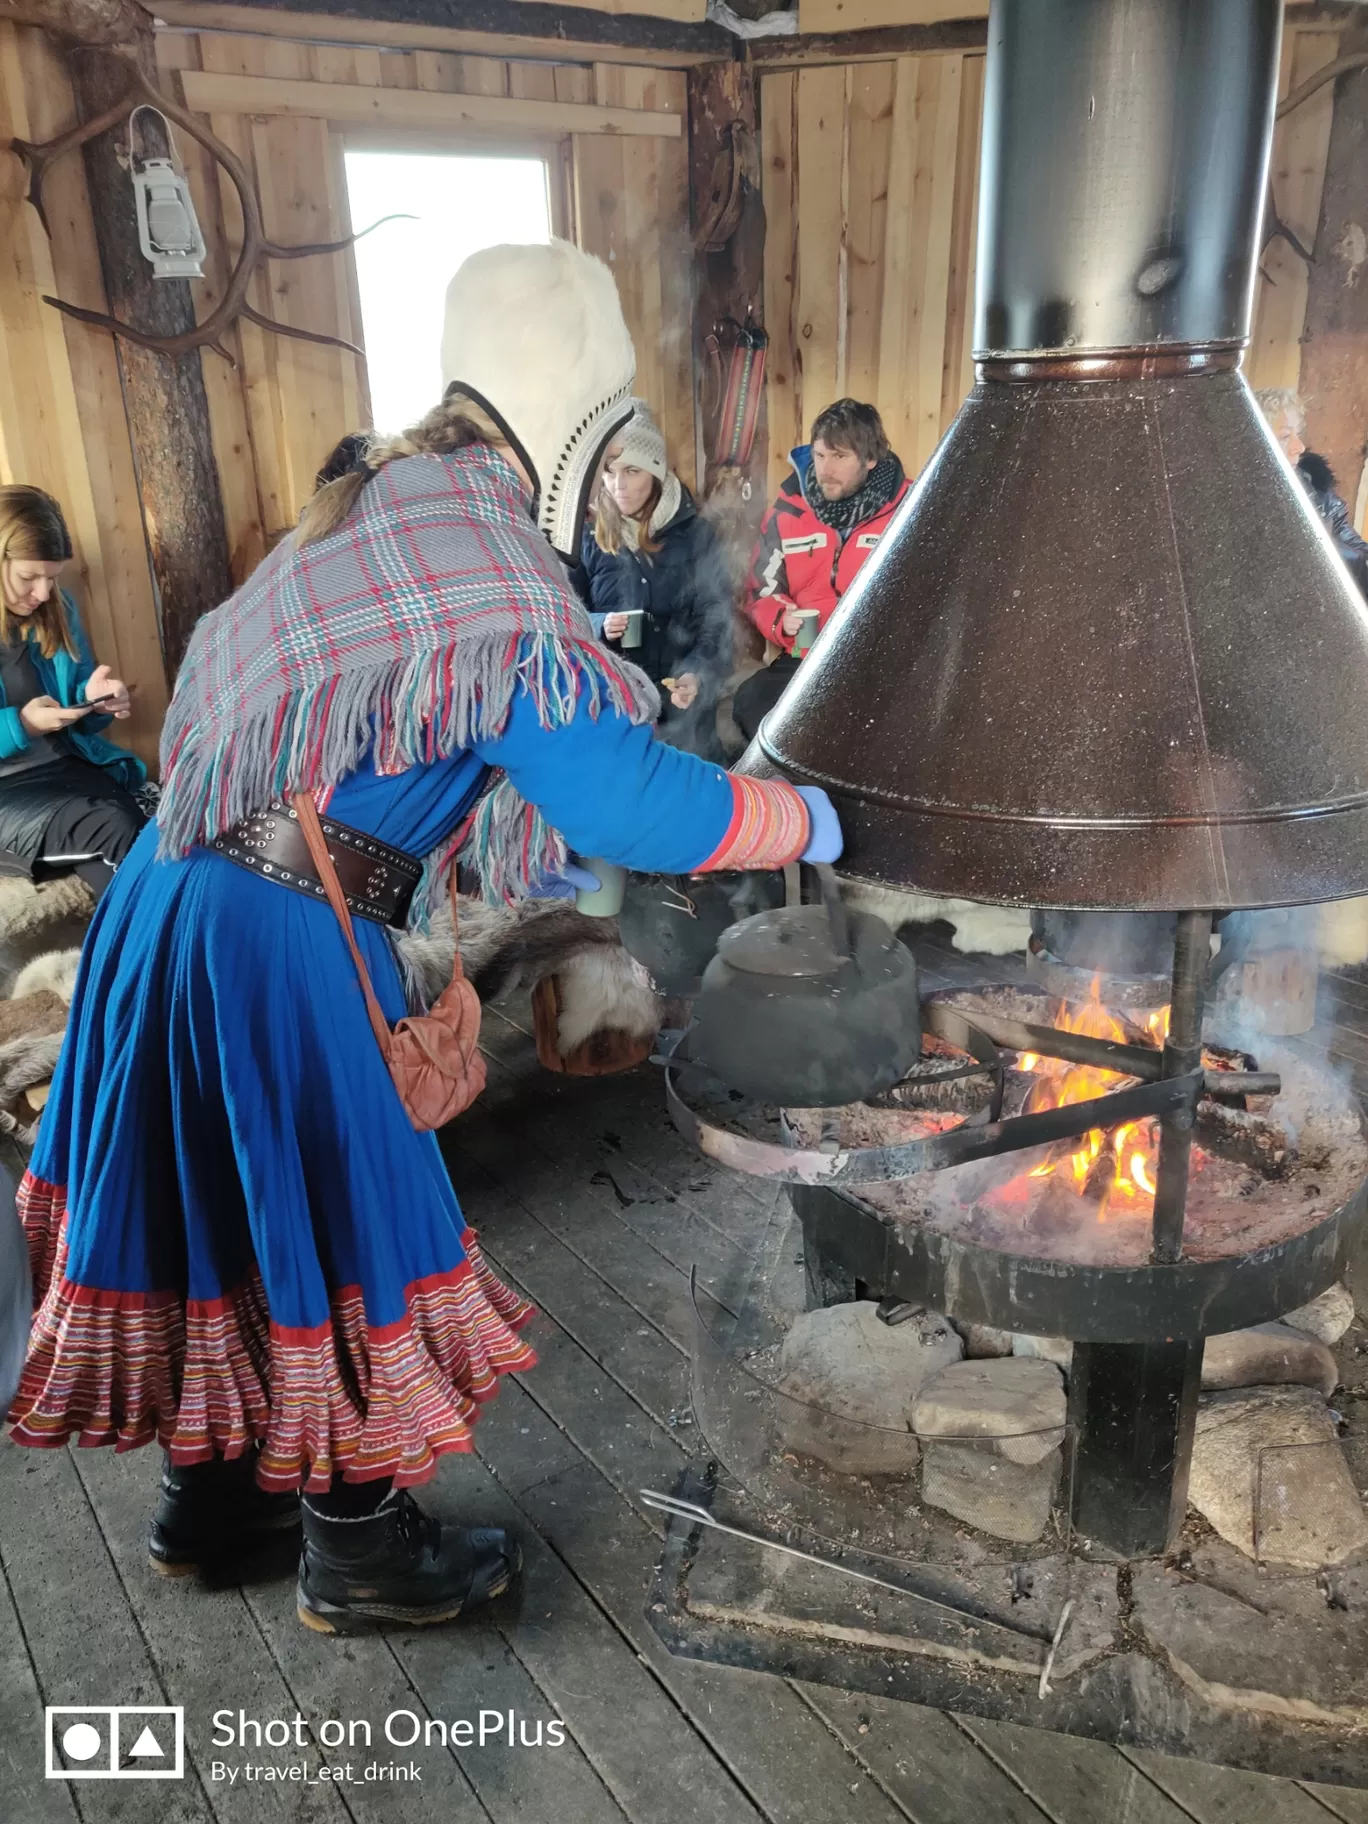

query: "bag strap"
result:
(293, 793), (395, 1058)
(293, 793), (469, 1025)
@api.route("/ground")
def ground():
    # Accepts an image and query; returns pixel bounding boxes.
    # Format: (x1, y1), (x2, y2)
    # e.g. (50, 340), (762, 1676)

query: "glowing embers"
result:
(1009, 978), (1173, 1221)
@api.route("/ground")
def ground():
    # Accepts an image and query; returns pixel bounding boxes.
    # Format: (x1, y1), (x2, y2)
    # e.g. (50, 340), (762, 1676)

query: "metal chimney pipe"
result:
(977, 0), (1280, 358)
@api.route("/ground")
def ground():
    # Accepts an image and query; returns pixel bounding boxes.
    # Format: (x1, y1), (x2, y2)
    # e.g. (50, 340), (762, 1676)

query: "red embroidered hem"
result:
(9, 1178), (536, 1492)
(699, 774), (809, 872)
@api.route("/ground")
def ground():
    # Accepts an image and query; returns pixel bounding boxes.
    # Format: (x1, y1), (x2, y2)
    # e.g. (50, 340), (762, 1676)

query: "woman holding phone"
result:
(0, 486), (143, 900)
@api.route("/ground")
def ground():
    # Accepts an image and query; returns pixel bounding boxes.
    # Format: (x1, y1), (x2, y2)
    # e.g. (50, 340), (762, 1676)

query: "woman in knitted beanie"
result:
(578, 403), (733, 759)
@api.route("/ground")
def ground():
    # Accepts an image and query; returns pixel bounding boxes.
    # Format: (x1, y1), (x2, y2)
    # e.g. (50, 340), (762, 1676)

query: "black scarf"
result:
(802, 451), (904, 535)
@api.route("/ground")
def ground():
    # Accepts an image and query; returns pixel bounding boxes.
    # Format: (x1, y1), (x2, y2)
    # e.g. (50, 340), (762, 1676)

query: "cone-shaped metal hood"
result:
(746, 0), (1368, 912)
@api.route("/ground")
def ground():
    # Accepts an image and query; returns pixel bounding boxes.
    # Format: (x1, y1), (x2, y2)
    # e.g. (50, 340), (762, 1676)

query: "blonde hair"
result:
(593, 473), (663, 557)
(0, 485), (76, 659)
(1254, 387), (1306, 435)
(295, 391), (512, 549)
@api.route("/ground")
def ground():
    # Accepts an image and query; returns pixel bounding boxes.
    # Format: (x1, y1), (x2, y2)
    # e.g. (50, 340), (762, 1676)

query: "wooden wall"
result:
(0, 25), (168, 769)
(0, 18), (692, 774)
(759, 20), (1345, 507)
(761, 52), (981, 496)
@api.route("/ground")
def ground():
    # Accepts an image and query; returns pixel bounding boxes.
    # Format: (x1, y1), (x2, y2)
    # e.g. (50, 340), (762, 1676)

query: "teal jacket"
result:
(0, 590), (145, 792)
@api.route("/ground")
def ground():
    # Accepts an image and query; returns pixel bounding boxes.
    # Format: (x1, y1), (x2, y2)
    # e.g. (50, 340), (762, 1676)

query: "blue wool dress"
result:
(9, 680), (764, 1490)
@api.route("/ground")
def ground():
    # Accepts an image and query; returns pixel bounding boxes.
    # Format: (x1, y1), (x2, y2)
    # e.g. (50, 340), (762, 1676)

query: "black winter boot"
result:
(296, 1486), (520, 1634)
(148, 1453), (302, 1577)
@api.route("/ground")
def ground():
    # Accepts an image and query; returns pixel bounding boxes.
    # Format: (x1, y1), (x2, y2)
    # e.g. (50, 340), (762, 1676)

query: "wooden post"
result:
(688, 55), (768, 660)
(1299, 22), (1368, 527)
(68, 35), (233, 676)
(689, 55), (767, 500)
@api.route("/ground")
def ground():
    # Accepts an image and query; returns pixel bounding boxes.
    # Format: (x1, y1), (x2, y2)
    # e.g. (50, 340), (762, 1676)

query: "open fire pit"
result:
(650, 955), (1368, 1784)
(667, 958), (1368, 1556)
(784, 977), (1368, 1555)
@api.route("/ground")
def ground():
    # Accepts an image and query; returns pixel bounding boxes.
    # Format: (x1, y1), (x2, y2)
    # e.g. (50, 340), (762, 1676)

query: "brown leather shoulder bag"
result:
(293, 792), (486, 1131)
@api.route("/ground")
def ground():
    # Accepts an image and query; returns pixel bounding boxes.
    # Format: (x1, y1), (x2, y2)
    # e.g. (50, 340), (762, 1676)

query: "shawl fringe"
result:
(159, 629), (656, 915)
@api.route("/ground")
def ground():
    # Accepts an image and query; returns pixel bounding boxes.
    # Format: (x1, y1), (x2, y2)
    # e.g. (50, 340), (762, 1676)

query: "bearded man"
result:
(734, 399), (910, 742)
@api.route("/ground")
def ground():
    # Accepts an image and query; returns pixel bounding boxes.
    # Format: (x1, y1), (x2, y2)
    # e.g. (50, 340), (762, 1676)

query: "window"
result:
(343, 151), (552, 435)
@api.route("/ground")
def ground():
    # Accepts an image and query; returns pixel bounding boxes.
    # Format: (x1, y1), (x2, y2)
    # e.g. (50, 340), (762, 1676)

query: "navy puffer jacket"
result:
(577, 489), (733, 707)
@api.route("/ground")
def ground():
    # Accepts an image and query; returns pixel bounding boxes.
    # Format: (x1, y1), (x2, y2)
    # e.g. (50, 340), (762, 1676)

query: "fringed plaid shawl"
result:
(157, 445), (658, 912)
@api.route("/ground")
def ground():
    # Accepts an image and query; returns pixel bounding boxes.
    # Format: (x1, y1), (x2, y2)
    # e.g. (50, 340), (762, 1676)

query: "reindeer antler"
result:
(1260, 177), (1316, 271)
(3, 0), (404, 363)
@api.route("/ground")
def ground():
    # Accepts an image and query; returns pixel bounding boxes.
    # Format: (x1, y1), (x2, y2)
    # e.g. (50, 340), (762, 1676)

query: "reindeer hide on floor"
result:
(399, 898), (661, 1064)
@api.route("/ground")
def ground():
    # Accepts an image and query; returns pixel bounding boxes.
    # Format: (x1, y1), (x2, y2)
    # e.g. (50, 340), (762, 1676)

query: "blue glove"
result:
(527, 862), (601, 902)
(796, 786), (843, 864)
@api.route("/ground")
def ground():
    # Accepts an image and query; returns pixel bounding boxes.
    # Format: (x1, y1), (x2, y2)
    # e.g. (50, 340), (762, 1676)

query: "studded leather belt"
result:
(212, 800), (423, 928)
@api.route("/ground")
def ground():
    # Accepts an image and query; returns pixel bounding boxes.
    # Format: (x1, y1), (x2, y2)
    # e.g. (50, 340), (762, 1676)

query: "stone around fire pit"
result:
(1281, 1281), (1356, 1346)
(920, 1439), (1059, 1544)
(1188, 1385), (1368, 1567)
(1200, 1323), (1339, 1396)
(911, 1358), (1066, 1465)
(961, 1324), (1014, 1358)
(1011, 1334), (1074, 1372)
(775, 1302), (962, 1476)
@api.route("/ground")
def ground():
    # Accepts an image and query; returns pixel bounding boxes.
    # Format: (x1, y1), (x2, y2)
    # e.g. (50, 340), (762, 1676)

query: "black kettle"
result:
(690, 866), (922, 1107)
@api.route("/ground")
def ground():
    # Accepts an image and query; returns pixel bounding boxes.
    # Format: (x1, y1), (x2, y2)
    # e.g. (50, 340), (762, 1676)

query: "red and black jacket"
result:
(745, 445), (911, 652)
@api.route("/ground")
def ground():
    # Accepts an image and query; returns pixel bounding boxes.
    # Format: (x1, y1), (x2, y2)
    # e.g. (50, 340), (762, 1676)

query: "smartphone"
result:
(78, 685), (136, 713)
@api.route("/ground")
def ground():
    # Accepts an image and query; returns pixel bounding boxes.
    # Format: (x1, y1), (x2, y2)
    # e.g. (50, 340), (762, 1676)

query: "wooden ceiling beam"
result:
(749, 18), (985, 66)
(180, 68), (683, 133)
(152, 0), (731, 67)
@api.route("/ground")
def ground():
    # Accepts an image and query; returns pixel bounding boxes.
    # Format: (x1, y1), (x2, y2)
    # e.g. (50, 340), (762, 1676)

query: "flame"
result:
(1014, 976), (1167, 1219)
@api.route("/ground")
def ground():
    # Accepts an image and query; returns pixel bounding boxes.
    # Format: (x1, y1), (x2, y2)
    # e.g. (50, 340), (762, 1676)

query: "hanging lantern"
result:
(129, 107), (206, 280)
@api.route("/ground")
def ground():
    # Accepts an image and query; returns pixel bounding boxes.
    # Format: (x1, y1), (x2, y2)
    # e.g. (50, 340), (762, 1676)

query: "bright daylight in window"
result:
(344, 151), (551, 436)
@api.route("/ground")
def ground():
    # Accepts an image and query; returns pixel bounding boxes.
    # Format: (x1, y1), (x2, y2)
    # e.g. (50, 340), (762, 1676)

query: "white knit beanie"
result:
(612, 403), (668, 480)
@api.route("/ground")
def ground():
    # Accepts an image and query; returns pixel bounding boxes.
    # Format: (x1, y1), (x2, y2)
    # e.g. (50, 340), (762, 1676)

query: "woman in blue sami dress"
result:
(7, 242), (837, 1636)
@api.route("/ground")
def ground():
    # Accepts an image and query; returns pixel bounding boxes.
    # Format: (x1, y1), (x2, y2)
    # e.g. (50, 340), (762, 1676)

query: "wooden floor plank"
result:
(479, 1336), (1103, 1824)
(417, 1451), (768, 1824)
(69, 1445), (350, 1823)
(231, 1584), (499, 1824)
(475, 1012), (781, 1264)
(467, 1055), (772, 1311)
(1123, 1746), (1348, 1824)
(474, 1383), (912, 1824)
(450, 1202), (926, 1824)
(237, 1523), (630, 1824)
(960, 1717), (1194, 1824)
(380, 1608), (632, 1824)
(452, 1113), (724, 1353)
(449, 1143), (692, 1425)
(0, 1466), (79, 1824)
(794, 1684), (1053, 1824)
(0, 1445), (216, 1823)
(1305, 1782), (1368, 1822)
